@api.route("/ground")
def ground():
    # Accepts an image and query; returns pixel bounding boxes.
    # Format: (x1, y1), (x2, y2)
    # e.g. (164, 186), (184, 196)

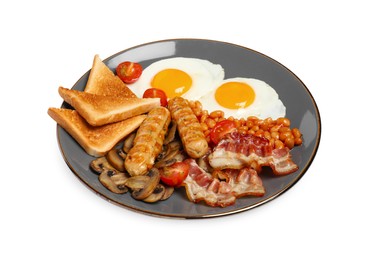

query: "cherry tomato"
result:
(143, 88), (168, 107)
(210, 119), (237, 145)
(160, 162), (190, 187)
(116, 61), (142, 84)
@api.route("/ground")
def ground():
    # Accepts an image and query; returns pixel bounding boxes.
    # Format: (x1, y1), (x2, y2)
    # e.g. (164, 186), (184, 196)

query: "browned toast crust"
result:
(58, 87), (160, 126)
(84, 54), (137, 98)
(48, 108), (146, 157)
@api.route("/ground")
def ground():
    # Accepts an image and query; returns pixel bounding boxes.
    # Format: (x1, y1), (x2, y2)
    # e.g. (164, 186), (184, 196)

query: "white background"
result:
(1, 0), (373, 259)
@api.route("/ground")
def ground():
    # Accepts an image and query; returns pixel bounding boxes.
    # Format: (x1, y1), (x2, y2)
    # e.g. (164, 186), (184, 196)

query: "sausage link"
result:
(168, 97), (208, 158)
(125, 107), (171, 176)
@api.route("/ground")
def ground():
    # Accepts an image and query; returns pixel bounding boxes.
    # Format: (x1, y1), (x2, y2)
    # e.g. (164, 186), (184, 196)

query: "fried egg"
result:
(130, 57), (224, 100)
(198, 77), (286, 119)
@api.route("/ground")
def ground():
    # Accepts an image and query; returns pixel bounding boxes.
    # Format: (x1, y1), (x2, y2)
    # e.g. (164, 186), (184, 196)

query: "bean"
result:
(270, 125), (281, 132)
(292, 128), (301, 139)
(264, 131), (271, 140)
(234, 119), (241, 128)
(205, 118), (216, 128)
(210, 110), (224, 118)
(295, 137), (303, 146)
(274, 140), (285, 149)
(280, 131), (292, 141)
(279, 126), (291, 133)
(246, 120), (254, 128)
(271, 131), (280, 140)
(277, 117), (291, 127)
(284, 137), (295, 149)
(238, 125), (248, 132)
(200, 122), (208, 131)
(247, 129), (255, 135)
(200, 113), (208, 124)
(251, 125), (259, 132)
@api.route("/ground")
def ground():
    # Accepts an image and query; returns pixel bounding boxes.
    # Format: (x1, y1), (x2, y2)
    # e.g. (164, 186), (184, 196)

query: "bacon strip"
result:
(182, 159), (264, 207)
(220, 168), (265, 197)
(208, 132), (298, 175)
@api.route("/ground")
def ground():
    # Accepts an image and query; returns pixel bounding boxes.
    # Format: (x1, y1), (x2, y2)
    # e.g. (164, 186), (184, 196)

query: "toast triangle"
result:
(58, 87), (160, 126)
(84, 54), (137, 98)
(48, 108), (146, 157)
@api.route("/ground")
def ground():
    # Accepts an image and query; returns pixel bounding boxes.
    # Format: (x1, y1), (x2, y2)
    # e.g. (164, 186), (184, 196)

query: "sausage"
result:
(125, 106), (171, 176)
(168, 97), (208, 158)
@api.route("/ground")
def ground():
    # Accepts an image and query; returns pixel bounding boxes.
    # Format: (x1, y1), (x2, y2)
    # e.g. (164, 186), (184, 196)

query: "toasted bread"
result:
(58, 87), (160, 126)
(48, 108), (146, 157)
(84, 54), (137, 98)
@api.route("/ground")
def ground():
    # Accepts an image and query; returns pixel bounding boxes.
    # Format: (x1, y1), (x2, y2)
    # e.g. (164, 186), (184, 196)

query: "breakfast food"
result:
(198, 78), (286, 119)
(168, 97), (209, 158)
(48, 108), (146, 157)
(116, 61), (143, 84)
(130, 57), (224, 100)
(208, 131), (298, 175)
(58, 86), (160, 126)
(182, 159), (265, 207)
(125, 107), (171, 176)
(50, 54), (304, 209)
(85, 54), (137, 98)
(189, 100), (302, 149)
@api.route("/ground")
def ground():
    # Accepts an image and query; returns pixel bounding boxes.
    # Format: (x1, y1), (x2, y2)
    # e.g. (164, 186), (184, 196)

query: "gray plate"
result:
(57, 39), (321, 219)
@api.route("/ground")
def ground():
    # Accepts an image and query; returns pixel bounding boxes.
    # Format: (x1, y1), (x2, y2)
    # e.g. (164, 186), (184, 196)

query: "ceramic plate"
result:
(57, 39), (321, 219)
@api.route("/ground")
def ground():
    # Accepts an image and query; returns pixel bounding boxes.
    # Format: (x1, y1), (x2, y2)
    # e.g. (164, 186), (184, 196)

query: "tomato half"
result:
(143, 88), (168, 107)
(116, 61), (142, 84)
(210, 119), (237, 145)
(160, 162), (190, 187)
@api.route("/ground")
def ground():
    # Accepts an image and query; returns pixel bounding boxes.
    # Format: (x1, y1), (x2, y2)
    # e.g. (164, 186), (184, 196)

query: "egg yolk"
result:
(151, 69), (192, 98)
(215, 82), (255, 109)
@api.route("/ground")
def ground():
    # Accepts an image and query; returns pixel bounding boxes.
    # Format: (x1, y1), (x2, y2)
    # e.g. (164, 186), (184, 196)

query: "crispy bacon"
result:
(219, 168), (265, 197)
(208, 132), (298, 175)
(182, 159), (264, 207)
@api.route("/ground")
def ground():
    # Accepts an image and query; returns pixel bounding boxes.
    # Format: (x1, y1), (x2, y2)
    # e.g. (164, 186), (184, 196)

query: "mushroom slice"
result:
(90, 157), (116, 174)
(106, 148), (126, 172)
(131, 168), (160, 200)
(124, 176), (150, 191)
(154, 140), (183, 168)
(123, 132), (136, 153)
(164, 120), (177, 144)
(160, 186), (174, 201)
(143, 184), (166, 203)
(154, 158), (177, 169)
(99, 168), (128, 194)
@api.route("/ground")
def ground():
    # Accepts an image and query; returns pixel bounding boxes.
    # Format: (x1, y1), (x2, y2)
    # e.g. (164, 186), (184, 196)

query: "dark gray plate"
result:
(57, 39), (321, 219)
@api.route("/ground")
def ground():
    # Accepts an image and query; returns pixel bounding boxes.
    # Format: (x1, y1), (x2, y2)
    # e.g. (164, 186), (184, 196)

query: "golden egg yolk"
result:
(215, 81), (255, 109)
(151, 69), (192, 98)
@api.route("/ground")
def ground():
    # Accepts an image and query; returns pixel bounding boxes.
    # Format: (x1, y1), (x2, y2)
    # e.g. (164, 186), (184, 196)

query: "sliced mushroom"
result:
(160, 186), (174, 201)
(123, 132), (136, 153)
(131, 168), (160, 200)
(124, 175), (150, 191)
(154, 140), (184, 168)
(99, 168), (128, 194)
(143, 184), (166, 203)
(106, 148), (126, 172)
(90, 157), (116, 174)
(154, 158), (177, 169)
(164, 120), (177, 144)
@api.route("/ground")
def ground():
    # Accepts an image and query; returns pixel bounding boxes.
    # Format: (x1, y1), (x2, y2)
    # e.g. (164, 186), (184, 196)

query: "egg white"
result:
(130, 57), (224, 100)
(198, 77), (286, 119)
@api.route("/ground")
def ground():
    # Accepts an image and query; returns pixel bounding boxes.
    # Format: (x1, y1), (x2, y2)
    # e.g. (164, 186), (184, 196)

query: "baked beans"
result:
(188, 100), (303, 149)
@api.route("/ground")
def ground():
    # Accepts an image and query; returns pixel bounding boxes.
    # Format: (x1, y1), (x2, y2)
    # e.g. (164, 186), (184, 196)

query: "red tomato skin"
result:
(116, 61), (142, 84)
(160, 162), (189, 187)
(142, 88), (168, 107)
(210, 119), (237, 145)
